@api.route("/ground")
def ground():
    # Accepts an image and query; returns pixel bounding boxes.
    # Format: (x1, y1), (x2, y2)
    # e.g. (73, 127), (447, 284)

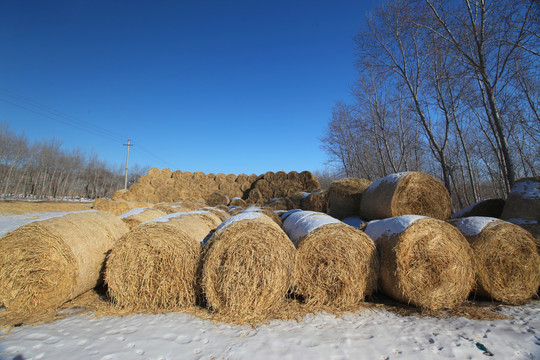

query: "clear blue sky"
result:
(0, 0), (375, 175)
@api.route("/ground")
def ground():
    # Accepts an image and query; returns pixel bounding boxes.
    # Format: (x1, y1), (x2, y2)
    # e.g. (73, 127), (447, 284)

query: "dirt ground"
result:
(0, 200), (93, 215)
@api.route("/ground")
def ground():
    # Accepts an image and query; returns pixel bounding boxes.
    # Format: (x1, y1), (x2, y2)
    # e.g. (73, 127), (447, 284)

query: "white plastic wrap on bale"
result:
(281, 210), (320, 233)
(364, 172), (410, 194)
(511, 180), (540, 200)
(216, 212), (263, 231)
(342, 217), (367, 229)
(243, 206), (262, 213)
(283, 211), (341, 246)
(119, 207), (150, 219)
(364, 215), (426, 242)
(0, 210), (97, 237)
(452, 217), (500, 237)
(145, 210), (211, 224)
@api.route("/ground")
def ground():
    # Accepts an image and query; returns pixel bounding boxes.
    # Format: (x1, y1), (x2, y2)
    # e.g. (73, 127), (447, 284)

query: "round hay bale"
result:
(147, 167), (161, 177)
(237, 180), (252, 193)
(171, 170), (183, 180)
(360, 172), (451, 221)
(129, 183), (155, 196)
(93, 199), (152, 216)
(451, 217), (540, 304)
(226, 174), (237, 183)
(243, 206), (282, 227)
(282, 211), (378, 309)
(254, 179), (273, 202)
(501, 177), (540, 221)
(106, 213), (212, 311)
(149, 177), (166, 189)
(302, 191), (328, 213)
(112, 189), (129, 201)
(263, 197), (295, 211)
(215, 173), (227, 184)
(287, 171), (300, 181)
(365, 215), (474, 310)
(507, 219), (540, 253)
(236, 174), (248, 183)
(299, 171), (321, 191)
(327, 178), (372, 220)
(207, 192), (229, 207)
(160, 168), (173, 178)
(0, 211), (129, 315)
(247, 188), (264, 204)
(138, 175), (151, 185)
(248, 174), (258, 183)
(288, 191), (308, 209)
(263, 171), (276, 182)
(452, 199), (506, 219)
(201, 213), (295, 318)
(206, 173), (216, 181)
(119, 207), (168, 229)
(187, 210), (223, 229)
(200, 207), (231, 222)
(274, 171), (288, 183)
(192, 171), (206, 183)
(228, 206), (244, 216)
(229, 197), (248, 208)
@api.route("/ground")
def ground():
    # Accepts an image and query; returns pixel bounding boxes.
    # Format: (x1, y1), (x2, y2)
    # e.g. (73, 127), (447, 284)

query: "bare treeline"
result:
(322, 0), (539, 209)
(0, 123), (148, 200)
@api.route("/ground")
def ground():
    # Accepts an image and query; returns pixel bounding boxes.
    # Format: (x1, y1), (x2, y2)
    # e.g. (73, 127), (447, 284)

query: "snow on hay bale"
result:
(501, 177), (540, 222)
(200, 212), (295, 319)
(119, 207), (168, 229)
(229, 197), (247, 208)
(200, 207), (230, 222)
(450, 217), (540, 304)
(0, 211), (129, 315)
(360, 172), (451, 221)
(206, 192), (230, 207)
(327, 178), (372, 220)
(452, 199), (506, 219)
(365, 215), (474, 310)
(282, 210), (378, 309)
(105, 211), (215, 312)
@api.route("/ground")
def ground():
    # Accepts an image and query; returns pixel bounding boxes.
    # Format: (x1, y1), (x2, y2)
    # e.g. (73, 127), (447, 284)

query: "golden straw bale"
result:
(200, 207), (231, 222)
(274, 171), (288, 183)
(138, 175), (151, 185)
(299, 171), (321, 191)
(215, 173), (227, 184)
(247, 188), (264, 204)
(365, 215), (474, 310)
(264, 171), (276, 182)
(254, 179), (273, 201)
(282, 211), (378, 309)
(237, 180), (252, 193)
(229, 197), (248, 208)
(105, 213), (212, 312)
(112, 189), (129, 201)
(0, 211), (128, 315)
(153, 203), (191, 214)
(93, 199), (152, 216)
(188, 210), (223, 229)
(501, 177), (540, 221)
(452, 198), (506, 219)
(205, 191), (229, 207)
(263, 198), (295, 211)
(149, 177), (166, 189)
(192, 171), (206, 183)
(248, 174), (258, 183)
(283, 180), (304, 197)
(288, 191), (308, 209)
(243, 207), (282, 227)
(228, 207), (245, 216)
(201, 213), (295, 319)
(360, 172), (451, 221)
(327, 178), (372, 220)
(119, 207), (168, 229)
(303, 191), (328, 213)
(236, 174), (248, 183)
(160, 168), (173, 178)
(507, 219), (540, 254)
(171, 170), (183, 179)
(226, 174), (237, 183)
(181, 172), (193, 181)
(450, 217), (540, 304)
(206, 173), (216, 181)
(147, 167), (161, 177)
(129, 184), (155, 198)
(287, 171), (300, 181)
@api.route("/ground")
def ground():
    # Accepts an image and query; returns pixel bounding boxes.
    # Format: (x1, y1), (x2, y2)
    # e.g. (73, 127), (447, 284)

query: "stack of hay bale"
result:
(109, 168), (321, 207)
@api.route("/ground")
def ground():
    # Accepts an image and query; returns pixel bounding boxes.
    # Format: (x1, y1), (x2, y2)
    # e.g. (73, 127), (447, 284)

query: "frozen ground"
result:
(0, 211), (539, 360)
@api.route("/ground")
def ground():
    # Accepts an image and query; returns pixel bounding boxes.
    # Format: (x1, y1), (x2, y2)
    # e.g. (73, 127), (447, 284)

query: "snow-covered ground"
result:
(1, 211), (539, 360)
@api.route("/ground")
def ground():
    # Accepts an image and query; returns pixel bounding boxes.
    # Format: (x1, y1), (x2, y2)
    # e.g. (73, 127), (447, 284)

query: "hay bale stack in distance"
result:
(93, 198), (153, 216)
(501, 177), (540, 222)
(263, 197), (295, 211)
(361, 172), (451, 221)
(112, 189), (129, 201)
(450, 217), (540, 304)
(327, 178), (372, 220)
(119, 207), (168, 229)
(365, 215), (474, 310)
(452, 199), (506, 219)
(201, 212), (295, 318)
(105, 211), (215, 312)
(0, 211), (129, 315)
(282, 210), (378, 309)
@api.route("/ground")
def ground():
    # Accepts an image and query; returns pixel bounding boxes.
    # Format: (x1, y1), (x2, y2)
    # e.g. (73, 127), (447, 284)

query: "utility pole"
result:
(123, 139), (133, 189)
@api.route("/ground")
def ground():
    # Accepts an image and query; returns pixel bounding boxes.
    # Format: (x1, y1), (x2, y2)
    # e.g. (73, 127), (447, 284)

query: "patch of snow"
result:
(452, 217), (500, 237)
(510, 180), (540, 200)
(216, 212), (263, 231)
(243, 206), (262, 213)
(118, 207), (150, 218)
(364, 172), (410, 194)
(364, 215), (426, 242)
(230, 197), (242, 201)
(342, 217), (367, 229)
(145, 210), (211, 224)
(0, 210), (98, 237)
(507, 218), (538, 225)
(282, 211), (341, 246)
